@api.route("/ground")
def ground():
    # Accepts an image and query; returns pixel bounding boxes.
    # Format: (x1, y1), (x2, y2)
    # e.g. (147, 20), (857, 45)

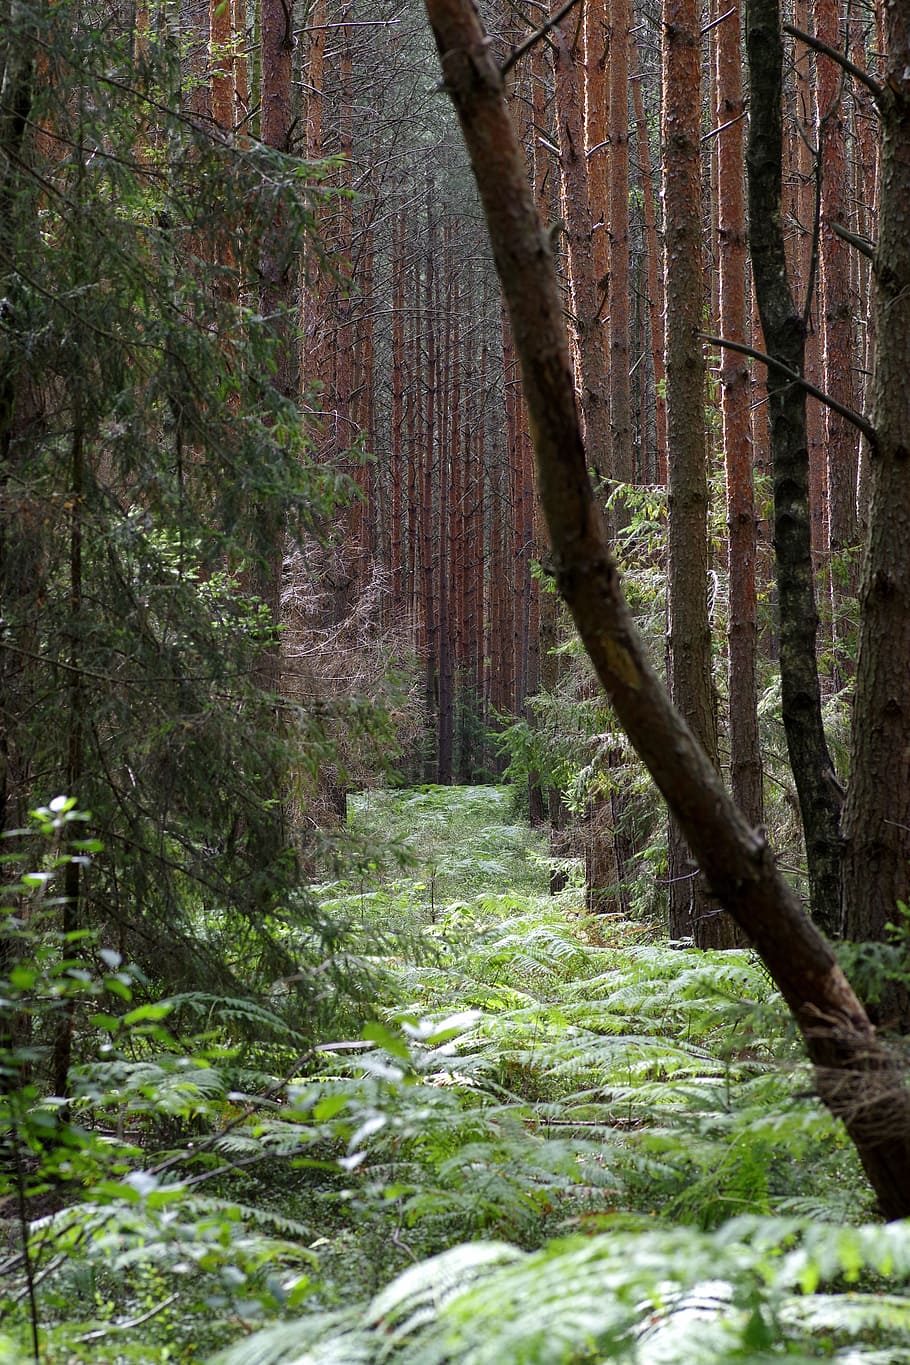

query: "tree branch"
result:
(831, 220), (876, 260)
(783, 22), (884, 104)
(500, 0), (581, 77)
(700, 332), (878, 445)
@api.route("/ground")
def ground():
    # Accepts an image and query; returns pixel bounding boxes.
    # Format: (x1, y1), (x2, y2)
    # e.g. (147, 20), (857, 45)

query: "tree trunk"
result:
(422, 0), (910, 1224)
(841, 5), (910, 974)
(552, 17), (611, 484)
(746, 0), (843, 936)
(717, 0), (763, 842)
(663, 0), (722, 945)
(607, 0), (633, 486)
(210, 0), (233, 134)
(848, 9), (878, 539)
(390, 210), (405, 624)
(816, 0), (859, 606)
(421, 189), (438, 777)
(630, 39), (667, 484)
(437, 228), (454, 784)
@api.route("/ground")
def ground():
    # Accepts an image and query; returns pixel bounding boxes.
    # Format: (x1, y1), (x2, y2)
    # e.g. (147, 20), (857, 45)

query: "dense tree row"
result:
(289, 0), (882, 942)
(1, 0), (893, 951)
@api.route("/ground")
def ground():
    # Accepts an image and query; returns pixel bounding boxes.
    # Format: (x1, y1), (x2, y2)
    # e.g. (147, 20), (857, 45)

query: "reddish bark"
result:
(663, 0), (720, 943)
(210, 0), (233, 133)
(421, 194), (438, 770)
(630, 41), (667, 484)
(553, 16), (611, 484)
(390, 211), (406, 620)
(583, 3), (611, 363)
(607, 0), (633, 485)
(716, 0), (763, 839)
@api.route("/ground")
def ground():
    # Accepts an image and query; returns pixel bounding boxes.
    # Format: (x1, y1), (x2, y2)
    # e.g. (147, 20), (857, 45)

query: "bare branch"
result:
(500, 0), (582, 77)
(783, 22), (884, 103)
(700, 332), (878, 444)
(831, 220), (876, 260)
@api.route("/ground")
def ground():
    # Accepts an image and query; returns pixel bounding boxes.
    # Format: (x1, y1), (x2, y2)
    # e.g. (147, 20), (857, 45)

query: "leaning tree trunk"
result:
(422, 0), (910, 1222)
(745, 0), (843, 937)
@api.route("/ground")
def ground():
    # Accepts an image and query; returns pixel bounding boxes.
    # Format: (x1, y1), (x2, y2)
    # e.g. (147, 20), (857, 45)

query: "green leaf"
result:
(362, 1020), (411, 1060)
(122, 1002), (173, 1024)
(313, 1093), (349, 1121)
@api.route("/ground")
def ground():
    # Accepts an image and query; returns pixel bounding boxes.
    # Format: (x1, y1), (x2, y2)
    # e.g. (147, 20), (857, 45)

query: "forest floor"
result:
(9, 785), (906, 1365)
(214, 784), (894, 1365)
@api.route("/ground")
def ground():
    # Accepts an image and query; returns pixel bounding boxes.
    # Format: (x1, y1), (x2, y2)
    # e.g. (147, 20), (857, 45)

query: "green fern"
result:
(218, 1217), (910, 1365)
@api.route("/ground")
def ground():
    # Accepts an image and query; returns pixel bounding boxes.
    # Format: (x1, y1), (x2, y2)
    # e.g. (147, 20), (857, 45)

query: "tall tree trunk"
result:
(210, 0), (233, 134)
(746, 0), (843, 937)
(437, 227), (454, 784)
(608, 0), (633, 486)
(841, 5), (910, 973)
(717, 0), (763, 841)
(447, 260), (463, 777)
(554, 13), (628, 907)
(233, 0), (248, 122)
(0, 0), (37, 846)
(815, 0), (860, 673)
(390, 210), (406, 627)
(630, 39), (667, 484)
(422, 192), (438, 778)
(422, 0), (910, 1220)
(553, 16), (611, 484)
(302, 0), (328, 403)
(790, 0), (827, 584)
(584, 0), (610, 373)
(256, 0), (296, 695)
(848, 10), (878, 537)
(54, 417), (85, 1099)
(663, 0), (721, 944)
(406, 243), (421, 652)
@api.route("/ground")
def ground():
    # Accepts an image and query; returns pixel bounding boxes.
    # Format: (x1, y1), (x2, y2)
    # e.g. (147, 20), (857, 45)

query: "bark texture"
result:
(842, 2), (910, 963)
(423, 0), (910, 1222)
(553, 18), (611, 483)
(607, 0), (632, 484)
(662, 0), (721, 944)
(717, 0), (763, 839)
(256, 0), (296, 696)
(745, 0), (843, 936)
(816, 0), (859, 570)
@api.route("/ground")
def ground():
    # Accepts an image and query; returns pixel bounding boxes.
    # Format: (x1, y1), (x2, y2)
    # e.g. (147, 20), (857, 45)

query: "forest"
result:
(3, 0), (910, 1359)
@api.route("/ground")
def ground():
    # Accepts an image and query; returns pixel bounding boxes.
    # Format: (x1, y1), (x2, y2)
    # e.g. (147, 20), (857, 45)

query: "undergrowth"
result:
(2, 786), (899, 1364)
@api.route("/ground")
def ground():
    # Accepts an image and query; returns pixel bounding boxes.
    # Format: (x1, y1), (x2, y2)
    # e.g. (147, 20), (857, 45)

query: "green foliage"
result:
(213, 787), (885, 1365)
(0, 787), (897, 1363)
(215, 1218), (910, 1365)
(0, 805), (331, 1360)
(0, 0), (393, 1024)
